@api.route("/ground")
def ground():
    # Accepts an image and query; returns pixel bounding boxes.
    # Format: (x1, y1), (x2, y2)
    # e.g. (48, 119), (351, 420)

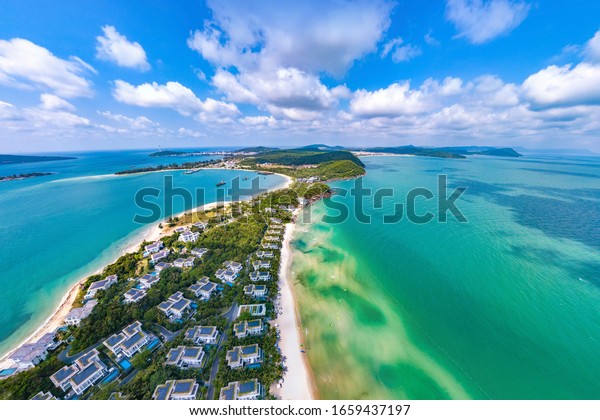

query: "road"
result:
(206, 302), (238, 400)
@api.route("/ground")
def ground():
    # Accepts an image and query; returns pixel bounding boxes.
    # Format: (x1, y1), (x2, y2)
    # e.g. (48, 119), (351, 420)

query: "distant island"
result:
(0, 155), (76, 165)
(355, 145), (522, 159)
(0, 172), (53, 182)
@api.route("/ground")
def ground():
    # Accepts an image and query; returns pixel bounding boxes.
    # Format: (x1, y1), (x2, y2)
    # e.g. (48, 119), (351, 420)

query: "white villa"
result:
(232, 319), (263, 339)
(50, 349), (107, 395)
(179, 230), (200, 243)
(138, 274), (159, 290)
(84, 275), (117, 300)
(144, 241), (163, 255)
(158, 292), (192, 320)
(219, 379), (262, 400)
(7, 332), (59, 371)
(249, 271), (271, 282)
(262, 242), (279, 250)
(152, 379), (199, 400)
(190, 247), (208, 258)
(256, 251), (274, 259)
(185, 326), (219, 345)
(173, 256), (195, 268)
(103, 321), (151, 359)
(216, 268), (238, 285)
(252, 260), (271, 270)
(224, 261), (243, 273)
(165, 346), (205, 369)
(226, 344), (263, 369)
(65, 299), (97, 326)
(188, 277), (217, 300)
(123, 288), (146, 304)
(154, 262), (172, 273)
(192, 221), (207, 230)
(150, 249), (170, 264)
(244, 284), (268, 298)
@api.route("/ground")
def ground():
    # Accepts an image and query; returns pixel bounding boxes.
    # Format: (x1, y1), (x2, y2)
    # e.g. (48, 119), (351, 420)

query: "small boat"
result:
(216, 180), (226, 187)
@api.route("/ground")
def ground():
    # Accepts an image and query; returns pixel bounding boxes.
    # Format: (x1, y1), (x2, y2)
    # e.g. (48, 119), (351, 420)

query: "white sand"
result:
(273, 216), (318, 400)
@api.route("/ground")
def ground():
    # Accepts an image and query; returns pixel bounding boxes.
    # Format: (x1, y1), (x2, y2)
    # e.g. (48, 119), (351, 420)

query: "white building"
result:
(152, 379), (199, 400)
(144, 241), (163, 254)
(84, 275), (117, 300)
(232, 319), (263, 339)
(226, 344), (263, 369)
(50, 349), (107, 395)
(103, 321), (151, 359)
(165, 346), (205, 369)
(249, 271), (271, 282)
(179, 230), (200, 243)
(244, 284), (267, 298)
(123, 288), (146, 304)
(158, 292), (192, 320)
(188, 277), (217, 300)
(64, 300), (97, 326)
(184, 326), (219, 345)
(219, 379), (262, 400)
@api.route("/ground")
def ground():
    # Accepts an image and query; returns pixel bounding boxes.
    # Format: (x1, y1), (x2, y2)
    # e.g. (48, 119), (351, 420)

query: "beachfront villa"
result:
(7, 332), (59, 371)
(185, 326), (219, 345)
(165, 346), (205, 369)
(226, 344), (263, 369)
(64, 299), (98, 326)
(256, 251), (274, 259)
(103, 321), (151, 359)
(138, 274), (159, 290)
(252, 260), (271, 270)
(237, 304), (267, 318)
(123, 288), (146, 304)
(244, 284), (268, 298)
(31, 391), (56, 400)
(144, 241), (163, 255)
(179, 230), (200, 243)
(150, 249), (170, 264)
(154, 262), (172, 273)
(50, 349), (107, 395)
(191, 247), (208, 258)
(173, 256), (195, 268)
(264, 235), (280, 242)
(216, 264), (240, 285)
(233, 319), (264, 339)
(270, 218), (282, 224)
(219, 379), (262, 400)
(262, 242), (279, 250)
(193, 221), (208, 230)
(152, 379), (199, 400)
(249, 271), (271, 282)
(174, 226), (187, 233)
(158, 292), (192, 321)
(224, 261), (243, 273)
(84, 275), (117, 300)
(188, 277), (217, 300)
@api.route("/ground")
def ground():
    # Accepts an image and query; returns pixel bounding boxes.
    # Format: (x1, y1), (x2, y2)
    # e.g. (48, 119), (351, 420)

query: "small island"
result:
(0, 172), (53, 182)
(0, 155), (75, 165)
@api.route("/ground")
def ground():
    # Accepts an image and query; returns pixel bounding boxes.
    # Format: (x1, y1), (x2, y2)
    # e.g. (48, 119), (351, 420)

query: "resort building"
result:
(150, 249), (170, 264)
(7, 332), (59, 371)
(152, 379), (199, 400)
(256, 251), (274, 259)
(103, 321), (151, 359)
(31, 391), (56, 400)
(219, 379), (262, 400)
(264, 235), (280, 242)
(138, 274), (159, 290)
(84, 275), (117, 300)
(123, 288), (146, 304)
(226, 344), (263, 369)
(193, 221), (208, 230)
(249, 271), (271, 282)
(154, 262), (172, 273)
(165, 346), (205, 369)
(262, 242), (279, 250)
(144, 241), (163, 255)
(173, 256), (195, 268)
(237, 304), (267, 318)
(179, 230), (200, 243)
(252, 260), (271, 270)
(215, 268), (238, 285)
(158, 292), (192, 320)
(190, 247), (208, 258)
(188, 277), (217, 300)
(185, 326), (219, 345)
(232, 319), (264, 339)
(270, 218), (282, 224)
(224, 261), (243, 273)
(64, 299), (97, 326)
(244, 284), (268, 298)
(50, 349), (107, 395)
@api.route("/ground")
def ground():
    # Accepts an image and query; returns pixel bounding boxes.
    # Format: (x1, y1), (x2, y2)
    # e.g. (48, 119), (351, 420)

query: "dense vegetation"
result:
(0, 155), (75, 164)
(0, 172), (53, 182)
(241, 149), (365, 168)
(360, 145), (521, 158)
(114, 159), (220, 175)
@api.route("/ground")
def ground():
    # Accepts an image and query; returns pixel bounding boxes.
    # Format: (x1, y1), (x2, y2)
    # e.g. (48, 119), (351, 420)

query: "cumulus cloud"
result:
(584, 30), (600, 63)
(39, 93), (75, 111)
(96, 25), (150, 71)
(98, 110), (157, 129)
(381, 38), (422, 62)
(188, 0), (393, 121)
(445, 0), (530, 44)
(0, 38), (94, 97)
(178, 127), (204, 138)
(112, 80), (239, 118)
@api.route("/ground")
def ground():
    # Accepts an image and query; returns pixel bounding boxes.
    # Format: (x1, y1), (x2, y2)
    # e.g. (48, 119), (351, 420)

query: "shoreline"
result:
(0, 172), (293, 365)
(272, 212), (319, 400)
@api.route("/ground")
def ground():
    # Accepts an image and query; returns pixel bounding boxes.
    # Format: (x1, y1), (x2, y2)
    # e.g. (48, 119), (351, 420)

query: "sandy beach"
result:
(0, 171), (293, 364)
(272, 215), (319, 400)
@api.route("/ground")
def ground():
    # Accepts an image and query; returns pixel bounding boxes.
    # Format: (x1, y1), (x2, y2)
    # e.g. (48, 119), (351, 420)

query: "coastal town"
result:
(0, 147), (361, 400)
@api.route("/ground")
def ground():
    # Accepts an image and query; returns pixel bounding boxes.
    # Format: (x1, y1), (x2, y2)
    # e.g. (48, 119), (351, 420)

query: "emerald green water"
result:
(291, 155), (600, 399)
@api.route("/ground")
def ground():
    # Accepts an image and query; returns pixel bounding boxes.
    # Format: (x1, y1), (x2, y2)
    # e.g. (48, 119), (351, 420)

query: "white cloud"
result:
(112, 80), (239, 118)
(381, 37), (422, 62)
(96, 26), (150, 71)
(445, 0), (530, 44)
(584, 30), (600, 63)
(98, 110), (157, 129)
(39, 93), (75, 111)
(239, 115), (277, 127)
(178, 127), (204, 137)
(0, 38), (94, 97)
(522, 62), (600, 108)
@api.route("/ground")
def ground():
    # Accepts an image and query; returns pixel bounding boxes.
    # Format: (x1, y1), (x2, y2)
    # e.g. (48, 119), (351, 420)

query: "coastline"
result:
(0, 171), (293, 365)
(272, 213), (319, 400)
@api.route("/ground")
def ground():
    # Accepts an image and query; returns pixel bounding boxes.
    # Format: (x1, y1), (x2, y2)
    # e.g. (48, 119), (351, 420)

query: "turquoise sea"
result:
(291, 154), (600, 399)
(0, 149), (287, 357)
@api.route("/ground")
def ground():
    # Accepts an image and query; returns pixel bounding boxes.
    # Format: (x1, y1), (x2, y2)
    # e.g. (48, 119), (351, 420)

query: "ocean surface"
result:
(291, 154), (600, 399)
(0, 149), (287, 357)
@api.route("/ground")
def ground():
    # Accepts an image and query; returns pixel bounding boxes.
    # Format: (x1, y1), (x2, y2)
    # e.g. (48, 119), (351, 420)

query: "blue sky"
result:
(1, 0), (600, 152)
